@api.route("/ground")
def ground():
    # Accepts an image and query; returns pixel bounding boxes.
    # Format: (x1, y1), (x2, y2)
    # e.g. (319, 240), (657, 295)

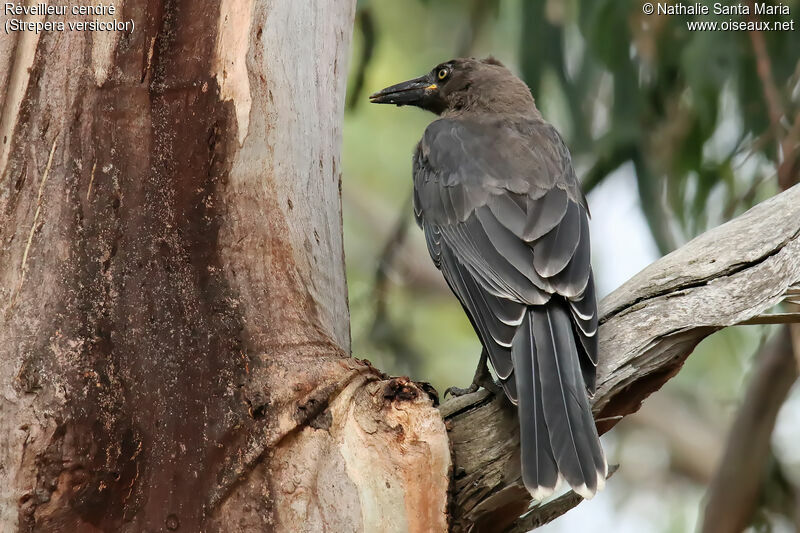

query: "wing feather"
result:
(487, 194), (527, 238)
(440, 245), (518, 379)
(550, 208), (592, 297)
(523, 187), (569, 242)
(533, 201), (582, 278)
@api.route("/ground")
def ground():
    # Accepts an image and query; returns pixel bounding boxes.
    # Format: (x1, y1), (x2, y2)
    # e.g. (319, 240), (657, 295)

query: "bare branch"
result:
(745, 4), (800, 190)
(747, 17), (785, 133)
(738, 312), (800, 325)
(700, 328), (797, 533)
(444, 183), (800, 530)
(346, 7), (377, 111)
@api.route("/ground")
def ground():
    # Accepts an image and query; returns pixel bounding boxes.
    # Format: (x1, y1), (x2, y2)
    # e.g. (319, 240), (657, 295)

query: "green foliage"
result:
(517, 0), (799, 251)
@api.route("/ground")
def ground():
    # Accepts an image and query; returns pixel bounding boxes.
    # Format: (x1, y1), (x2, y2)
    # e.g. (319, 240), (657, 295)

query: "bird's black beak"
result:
(369, 74), (438, 107)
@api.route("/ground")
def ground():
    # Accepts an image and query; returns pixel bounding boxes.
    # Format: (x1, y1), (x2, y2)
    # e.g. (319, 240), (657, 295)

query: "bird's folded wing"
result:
(414, 118), (599, 388)
(436, 237), (520, 399)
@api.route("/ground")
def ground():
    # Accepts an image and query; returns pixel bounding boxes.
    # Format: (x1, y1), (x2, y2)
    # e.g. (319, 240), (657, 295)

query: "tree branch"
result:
(346, 7), (377, 111)
(443, 183), (800, 531)
(700, 327), (798, 533)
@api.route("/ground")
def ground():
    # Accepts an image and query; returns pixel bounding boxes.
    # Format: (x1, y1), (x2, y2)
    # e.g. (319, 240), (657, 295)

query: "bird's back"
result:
(413, 114), (606, 499)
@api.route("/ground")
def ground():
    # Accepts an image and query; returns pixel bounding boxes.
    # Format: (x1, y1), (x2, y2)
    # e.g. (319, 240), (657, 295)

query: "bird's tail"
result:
(511, 301), (607, 500)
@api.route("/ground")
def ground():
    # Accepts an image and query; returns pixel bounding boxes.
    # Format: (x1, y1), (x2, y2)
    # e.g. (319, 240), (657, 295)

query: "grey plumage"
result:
(371, 57), (606, 500)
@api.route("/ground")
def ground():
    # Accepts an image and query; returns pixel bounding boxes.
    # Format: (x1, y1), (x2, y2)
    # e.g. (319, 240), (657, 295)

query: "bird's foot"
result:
(444, 383), (480, 398)
(445, 349), (501, 398)
(444, 371), (501, 398)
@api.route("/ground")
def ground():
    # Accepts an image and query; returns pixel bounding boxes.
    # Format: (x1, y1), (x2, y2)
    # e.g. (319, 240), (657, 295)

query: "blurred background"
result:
(341, 0), (800, 531)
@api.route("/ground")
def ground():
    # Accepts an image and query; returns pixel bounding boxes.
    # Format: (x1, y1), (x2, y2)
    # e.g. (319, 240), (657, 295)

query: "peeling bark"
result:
(0, 2), (449, 532)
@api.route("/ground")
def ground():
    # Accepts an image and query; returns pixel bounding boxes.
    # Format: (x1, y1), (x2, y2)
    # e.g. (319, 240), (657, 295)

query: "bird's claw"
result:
(444, 383), (480, 398)
(445, 350), (502, 398)
(444, 376), (501, 398)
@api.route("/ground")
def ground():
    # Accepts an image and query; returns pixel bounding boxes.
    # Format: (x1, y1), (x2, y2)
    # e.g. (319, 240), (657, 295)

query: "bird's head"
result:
(369, 57), (536, 116)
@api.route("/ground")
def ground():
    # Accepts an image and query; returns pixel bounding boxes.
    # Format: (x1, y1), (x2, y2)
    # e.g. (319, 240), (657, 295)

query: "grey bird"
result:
(370, 57), (607, 499)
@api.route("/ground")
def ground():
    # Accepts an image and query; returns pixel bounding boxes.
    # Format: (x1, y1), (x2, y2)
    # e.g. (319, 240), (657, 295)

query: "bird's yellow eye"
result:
(437, 68), (449, 80)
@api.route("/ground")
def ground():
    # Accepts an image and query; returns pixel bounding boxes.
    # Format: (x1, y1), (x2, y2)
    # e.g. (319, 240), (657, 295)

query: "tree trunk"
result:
(0, 2), (449, 532)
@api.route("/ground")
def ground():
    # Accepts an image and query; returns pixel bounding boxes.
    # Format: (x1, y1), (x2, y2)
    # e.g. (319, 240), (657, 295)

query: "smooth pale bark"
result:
(0, 2), (448, 532)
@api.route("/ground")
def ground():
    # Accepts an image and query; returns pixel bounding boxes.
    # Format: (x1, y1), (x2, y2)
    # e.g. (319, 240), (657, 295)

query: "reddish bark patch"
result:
(383, 377), (420, 403)
(5, 1), (262, 531)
